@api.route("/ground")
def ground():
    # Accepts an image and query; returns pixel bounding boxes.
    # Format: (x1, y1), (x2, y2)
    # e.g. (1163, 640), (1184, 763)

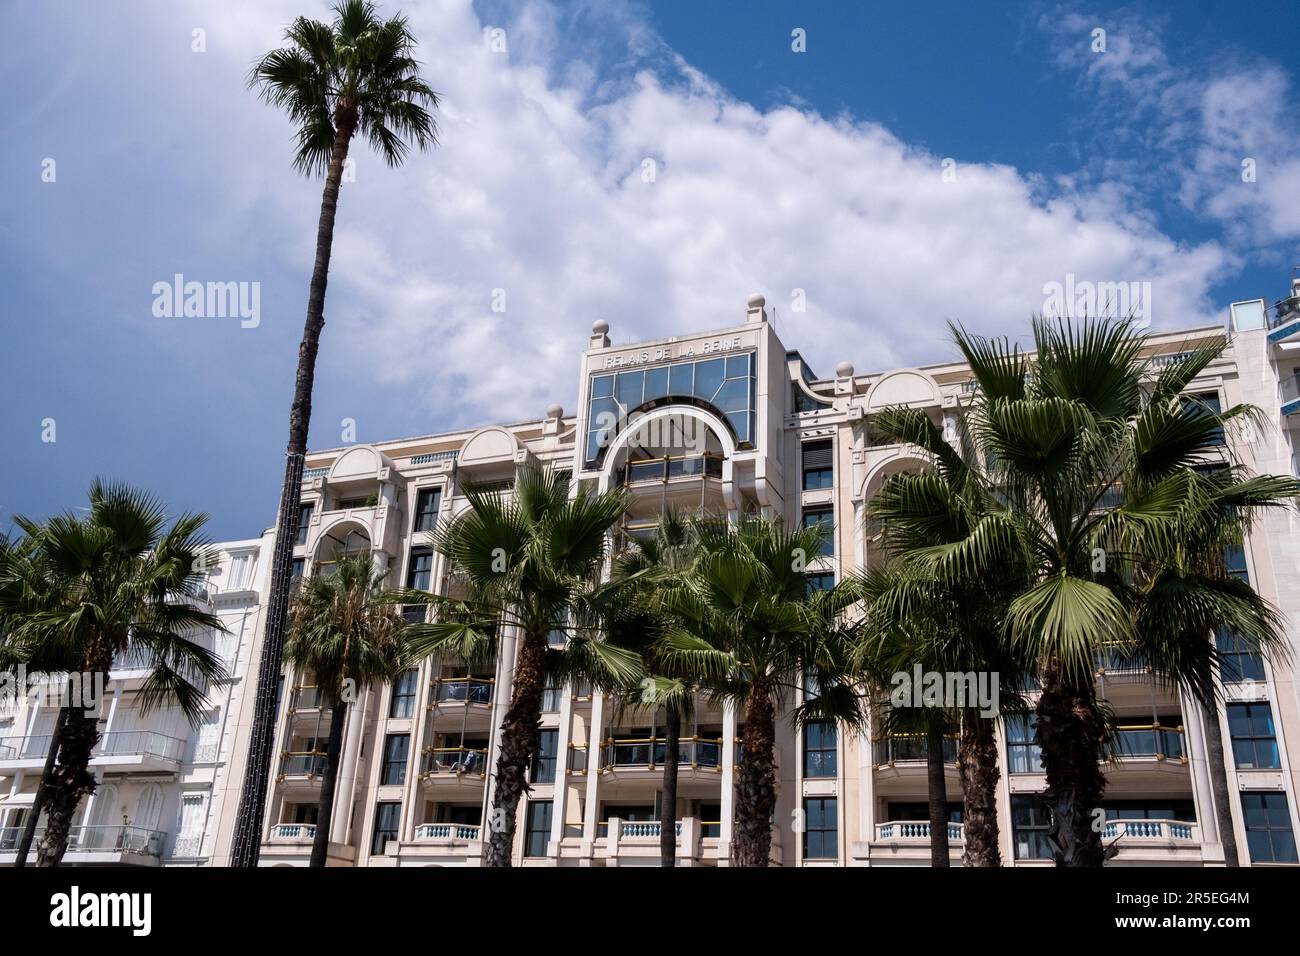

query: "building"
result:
(10, 275), (1300, 867)
(0, 537), (272, 866)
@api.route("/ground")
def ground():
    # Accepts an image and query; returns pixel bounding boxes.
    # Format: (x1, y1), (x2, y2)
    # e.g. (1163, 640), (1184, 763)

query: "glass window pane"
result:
(615, 371), (644, 407)
(725, 353), (751, 378)
(590, 375), (614, 398)
(713, 378), (750, 414)
(668, 363), (693, 396)
(693, 358), (725, 401)
(644, 366), (669, 402)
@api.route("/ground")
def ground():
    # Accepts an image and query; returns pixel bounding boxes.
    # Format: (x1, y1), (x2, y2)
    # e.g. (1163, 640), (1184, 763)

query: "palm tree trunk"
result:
(734, 677), (777, 867)
(309, 699), (349, 868)
(958, 710), (1001, 867)
(13, 705), (68, 868)
(659, 706), (680, 867)
(230, 104), (357, 868)
(926, 723), (951, 867)
(1036, 660), (1106, 866)
(35, 710), (100, 867)
(486, 632), (547, 867)
(1201, 699), (1239, 866)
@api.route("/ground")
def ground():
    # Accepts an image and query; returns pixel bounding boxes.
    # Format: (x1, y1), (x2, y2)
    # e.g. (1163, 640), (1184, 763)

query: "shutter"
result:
(802, 440), (833, 471)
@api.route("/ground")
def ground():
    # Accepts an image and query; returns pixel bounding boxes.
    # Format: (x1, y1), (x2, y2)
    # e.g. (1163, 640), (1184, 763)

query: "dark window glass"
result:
(1181, 392), (1224, 446)
(414, 488), (441, 532)
(1011, 796), (1053, 860)
(805, 572), (834, 595)
(1228, 702), (1280, 769)
(531, 729), (558, 783)
(371, 802), (400, 855)
(802, 506), (834, 556)
(295, 503), (313, 546)
(1005, 714), (1044, 773)
(668, 362), (693, 396)
(615, 370), (644, 407)
(1241, 791), (1298, 863)
(803, 721), (837, 777)
(390, 669), (418, 718)
(803, 797), (838, 859)
(643, 366), (669, 402)
(802, 440), (834, 490)
(525, 800), (552, 857)
(693, 358), (725, 400)
(1217, 631), (1266, 682)
(406, 548), (433, 591)
(1222, 544), (1250, 583)
(291, 558), (305, 583)
(381, 734), (409, 786)
(1102, 800), (1196, 821)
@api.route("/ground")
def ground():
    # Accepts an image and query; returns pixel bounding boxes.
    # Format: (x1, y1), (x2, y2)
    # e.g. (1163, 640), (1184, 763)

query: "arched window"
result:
(134, 783), (163, 832)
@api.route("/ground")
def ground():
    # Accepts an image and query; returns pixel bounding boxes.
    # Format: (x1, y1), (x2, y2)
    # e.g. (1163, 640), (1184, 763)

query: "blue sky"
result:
(2, 0), (1298, 541)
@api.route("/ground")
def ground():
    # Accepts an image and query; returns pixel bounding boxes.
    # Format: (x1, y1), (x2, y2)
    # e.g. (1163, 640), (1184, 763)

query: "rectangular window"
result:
(531, 729), (558, 784)
(542, 675), (562, 712)
(802, 440), (834, 490)
(413, 488), (441, 532)
(803, 797), (838, 859)
(290, 557), (305, 584)
(389, 670), (418, 718)
(406, 548), (433, 591)
(1011, 796), (1053, 860)
(295, 503), (313, 546)
(371, 802), (400, 856)
(1228, 702), (1280, 769)
(802, 506), (834, 557)
(805, 572), (835, 595)
(227, 552), (255, 590)
(1222, 543), (1250, 583)
(381, 734), (409, 786)
(803, 720), (837, 778)
(524, 800), (552, 857)
(1005, 714), (1044, 773)
(1242, 791), (1298, 864)
(1217, 631), (1266, 682)
(1183, 391), (1224, 446)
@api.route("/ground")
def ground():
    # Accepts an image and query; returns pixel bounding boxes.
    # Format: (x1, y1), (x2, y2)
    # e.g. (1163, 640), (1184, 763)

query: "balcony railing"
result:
(269, 823), (316, 840)
(599, 737), (724, 770)
(618, 454), (724, 486)
(291, 685), (326, 710)
(875, 821), (965, 842)
(871, 734), (958, 766)
(280, 751), (328, 777)
(414, 823), (482, 841)
(430, 678), (494, 705)
(1103, 819), (1197, 841)
(111, 645), (157, 672)
(1105, 725), (1186, 760)
(96, 731), (186, 763)
(598, 820), (684, 839)
(420, 747), (488, 776)
(0, 825), (165, 857)
(0, 734), (52, 761)
(1095, 643), (1150, 674)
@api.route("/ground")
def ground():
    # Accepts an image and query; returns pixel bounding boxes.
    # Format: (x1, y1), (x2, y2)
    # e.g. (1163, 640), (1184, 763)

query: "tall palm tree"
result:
(232, 0), (439, 867)
(284, 554), (410, 867)
(0, 481), (225, 866)
(880, 317), (1295, 865)
(609, 511), (699, 867)
(861, 404), (1033, 867)
(399, 466), (642, 867)
(657, 517), (865, 867)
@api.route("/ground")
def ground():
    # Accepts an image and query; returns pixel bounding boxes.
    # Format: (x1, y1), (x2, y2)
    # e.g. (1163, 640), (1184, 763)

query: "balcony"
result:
(1280, 373), (1300, 418)
(279, 751), (327, 780)
(1103, 819), (1203, 865)
(617, 454), (724, 486)
(414, 823), (482, 841)
(865, 820), (968, 865)
(875, 821), (964, 842)
(0, 734), (52, 769)
(429, 678), (494, 707)
(420, 747), (488, 780)
(0, 825), (165, 866)
(594, 816), (719, 866)
(92, 731), (186, 771)
(290, 685), (326, 711)
(871, 734), (958, 766)
(269, 823), (317, 841)
(1105, 725), (1186, 761)
(598, 737), (725, 775)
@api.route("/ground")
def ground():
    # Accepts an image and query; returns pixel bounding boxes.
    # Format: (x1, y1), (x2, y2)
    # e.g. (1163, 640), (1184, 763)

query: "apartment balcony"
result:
(415, 822), (482, 841)
(0, 825), (165, 866)
(617, 453), (724, 486)
(867, 820), (966, 865)
(1103, 820), (1204, 865)
(1280, 373), (1300, 418)
(268, 823), (316, 842)
(419, 747), (489, 790)
(91, 731), (186, 772)
(597, 736), (726, 781)
(428, 678), (494, 711)
(594, 816), (721, 866)
(278, 751), (327, 783)
(871, 734), (959, 794)
(0, 734), (52, 771)
(391, 823), (486, 866)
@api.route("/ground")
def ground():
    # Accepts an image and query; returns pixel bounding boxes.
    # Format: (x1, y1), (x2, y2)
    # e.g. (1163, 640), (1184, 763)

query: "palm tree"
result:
(657, 517), (865, 867)
(0, 481), (225, 866)
(609, 511), (699, 867)
(232, 0), (439, 867)
(284, 554), (410, 867)
(880, 317), (1296, 865)
(399, 466), (642, 867)
(861, 404), (1033, 867)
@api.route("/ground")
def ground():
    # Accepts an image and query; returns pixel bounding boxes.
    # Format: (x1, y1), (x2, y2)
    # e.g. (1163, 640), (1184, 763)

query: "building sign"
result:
(599, 334), (753, 369)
